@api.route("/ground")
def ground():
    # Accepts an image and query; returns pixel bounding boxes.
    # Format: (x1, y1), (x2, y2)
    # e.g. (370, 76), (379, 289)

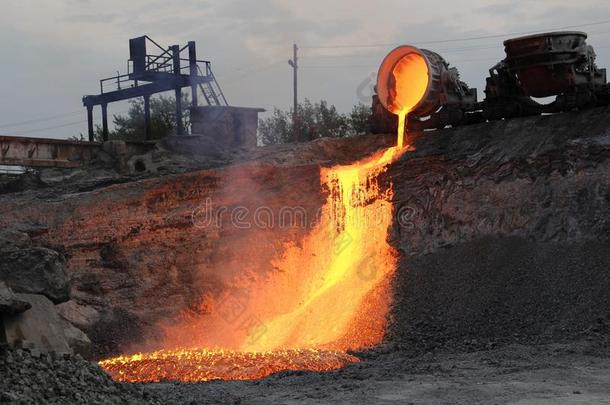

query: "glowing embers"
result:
(99, 348), (358, 383)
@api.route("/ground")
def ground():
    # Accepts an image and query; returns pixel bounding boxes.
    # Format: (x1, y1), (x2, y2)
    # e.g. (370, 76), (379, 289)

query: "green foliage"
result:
(73, 94), (190, 142)
(258, 108), (293, 146)
(350, 103), (373, 135)
(258, 99), (372, 145)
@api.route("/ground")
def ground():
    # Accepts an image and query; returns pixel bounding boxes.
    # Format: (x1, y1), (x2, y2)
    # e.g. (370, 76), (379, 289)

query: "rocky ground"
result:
(0, 107), (608, 403)
(147, 341), (610, 404)
(2, 339), (609, 404)
(0, 348), (161, 404)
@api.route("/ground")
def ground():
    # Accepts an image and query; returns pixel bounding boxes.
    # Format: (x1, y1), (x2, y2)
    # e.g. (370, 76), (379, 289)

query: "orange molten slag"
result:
(390, 53), (429, 148)
(98, 348), (359, 383)
(100, 147), (402, 383)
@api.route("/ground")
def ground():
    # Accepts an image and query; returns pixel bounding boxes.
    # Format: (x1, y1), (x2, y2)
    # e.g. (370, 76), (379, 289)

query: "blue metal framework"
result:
(82, 36), (227, 141)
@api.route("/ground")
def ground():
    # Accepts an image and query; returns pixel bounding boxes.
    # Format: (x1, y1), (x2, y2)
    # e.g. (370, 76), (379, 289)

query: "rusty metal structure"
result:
(0, 136), (100, 168)
(372, 31), (610, 132)
(82, 36), (227, 142)
(0, 136), (154, 169)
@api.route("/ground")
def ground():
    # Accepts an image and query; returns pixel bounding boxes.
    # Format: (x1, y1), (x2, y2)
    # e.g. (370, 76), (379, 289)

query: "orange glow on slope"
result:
(389, 52), (429, 148)
(99, 147), (402, 383)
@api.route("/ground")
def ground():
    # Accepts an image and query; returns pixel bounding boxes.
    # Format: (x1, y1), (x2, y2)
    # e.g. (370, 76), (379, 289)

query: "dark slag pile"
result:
(0, 348), (160, 404)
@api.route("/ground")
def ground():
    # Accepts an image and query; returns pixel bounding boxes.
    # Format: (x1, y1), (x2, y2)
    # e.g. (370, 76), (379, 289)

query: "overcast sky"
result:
(0, 0), (609, 139)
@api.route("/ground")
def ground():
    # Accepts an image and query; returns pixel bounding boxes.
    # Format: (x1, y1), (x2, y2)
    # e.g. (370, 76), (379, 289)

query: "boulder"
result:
(0, 281), (30, 315)
(0, 247), (70, 304)
(1, 293), (71, 354)
(55, 300), (101, 331)
(60, 317), (93, 359)
(0, 229), (31, 251)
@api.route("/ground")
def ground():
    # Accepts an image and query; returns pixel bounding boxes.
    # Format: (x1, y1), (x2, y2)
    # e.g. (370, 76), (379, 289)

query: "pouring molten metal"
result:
(99, 50), (424, 384)
(99, 147), (403, 383)
(376, 45), (431, 148)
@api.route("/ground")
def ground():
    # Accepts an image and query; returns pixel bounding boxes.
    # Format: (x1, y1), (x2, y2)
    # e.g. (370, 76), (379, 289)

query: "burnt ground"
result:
(1, 107), (609, 403)
(145, 237), (610, 404)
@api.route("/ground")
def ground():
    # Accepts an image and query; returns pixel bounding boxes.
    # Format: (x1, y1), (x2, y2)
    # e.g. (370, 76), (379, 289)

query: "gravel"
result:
(0, 348), (160, 404)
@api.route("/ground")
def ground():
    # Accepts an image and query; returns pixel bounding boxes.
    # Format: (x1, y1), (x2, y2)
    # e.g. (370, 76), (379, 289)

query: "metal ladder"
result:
(198, 66), (228, 106)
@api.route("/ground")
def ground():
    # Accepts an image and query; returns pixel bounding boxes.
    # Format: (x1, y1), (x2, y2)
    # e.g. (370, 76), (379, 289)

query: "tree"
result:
(258, 99), (372, 145)
(74, 94), (190, 142)
(349, 103), (372, 135)
(258, 108), (292, 145)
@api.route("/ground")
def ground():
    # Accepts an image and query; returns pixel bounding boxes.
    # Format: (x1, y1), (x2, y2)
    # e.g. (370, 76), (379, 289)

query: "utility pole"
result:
(288, 43), (298, 142)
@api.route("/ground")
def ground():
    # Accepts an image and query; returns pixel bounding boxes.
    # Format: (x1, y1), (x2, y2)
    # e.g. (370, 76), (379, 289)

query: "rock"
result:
(1, 293), (72, 354)
(55, 300), (100, 330)
(59, 317), (92, 359)
(0, 281), (31, 315)
(38, 168), (88, 186)
(0, 229), (31, 251)
(0, 247), (70, 304)
(0, 348), (162, 404)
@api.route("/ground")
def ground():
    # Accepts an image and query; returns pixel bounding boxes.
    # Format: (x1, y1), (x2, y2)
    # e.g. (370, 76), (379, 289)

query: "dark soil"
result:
(0, 348), (160, 404)
(387, 236), (610, 354)
(147, 341), (610, 404)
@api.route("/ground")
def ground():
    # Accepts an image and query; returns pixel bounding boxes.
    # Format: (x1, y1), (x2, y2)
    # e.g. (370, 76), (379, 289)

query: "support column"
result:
(101, 103), (109, 141)
(172, 45), (184, 135)
(175, 88), (184, 135)
(86, 106), (94, 142)
(188, 41), (198, 108)
(288, 43), (299, 142)
(144, 95), (152, 140)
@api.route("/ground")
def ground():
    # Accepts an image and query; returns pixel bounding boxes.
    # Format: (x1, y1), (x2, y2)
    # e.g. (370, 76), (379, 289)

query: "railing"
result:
(98, 56), (214, 94)
(100, 72), (133, 93)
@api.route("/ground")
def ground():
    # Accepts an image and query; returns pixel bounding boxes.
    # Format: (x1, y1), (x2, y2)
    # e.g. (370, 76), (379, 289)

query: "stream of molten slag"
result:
(99, 147), (402, 383)
(99, 50), (427, 384)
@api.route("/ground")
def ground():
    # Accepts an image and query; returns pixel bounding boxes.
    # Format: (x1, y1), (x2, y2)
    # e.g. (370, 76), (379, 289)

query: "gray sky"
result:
(0, 0), (609, 139)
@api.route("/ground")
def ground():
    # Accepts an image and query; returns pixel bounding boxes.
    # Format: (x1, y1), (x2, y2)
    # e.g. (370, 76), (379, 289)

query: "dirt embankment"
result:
(0, 107), (608, 360)
(385, 106), (610, 353)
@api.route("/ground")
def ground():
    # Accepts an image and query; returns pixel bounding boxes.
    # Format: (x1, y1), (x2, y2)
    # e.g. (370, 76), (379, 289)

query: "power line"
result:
(301, 30), (610, 61)
(299, 31), (610, 68)
(0, 110), (82, 129)
(2, 107), (132, 136)
(219, 60), (286, 86)
(301, 65), (376, 69)
(5, 120), (84, 137)
(302, 45), (502, 61)
(300, 19), (610, 49)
